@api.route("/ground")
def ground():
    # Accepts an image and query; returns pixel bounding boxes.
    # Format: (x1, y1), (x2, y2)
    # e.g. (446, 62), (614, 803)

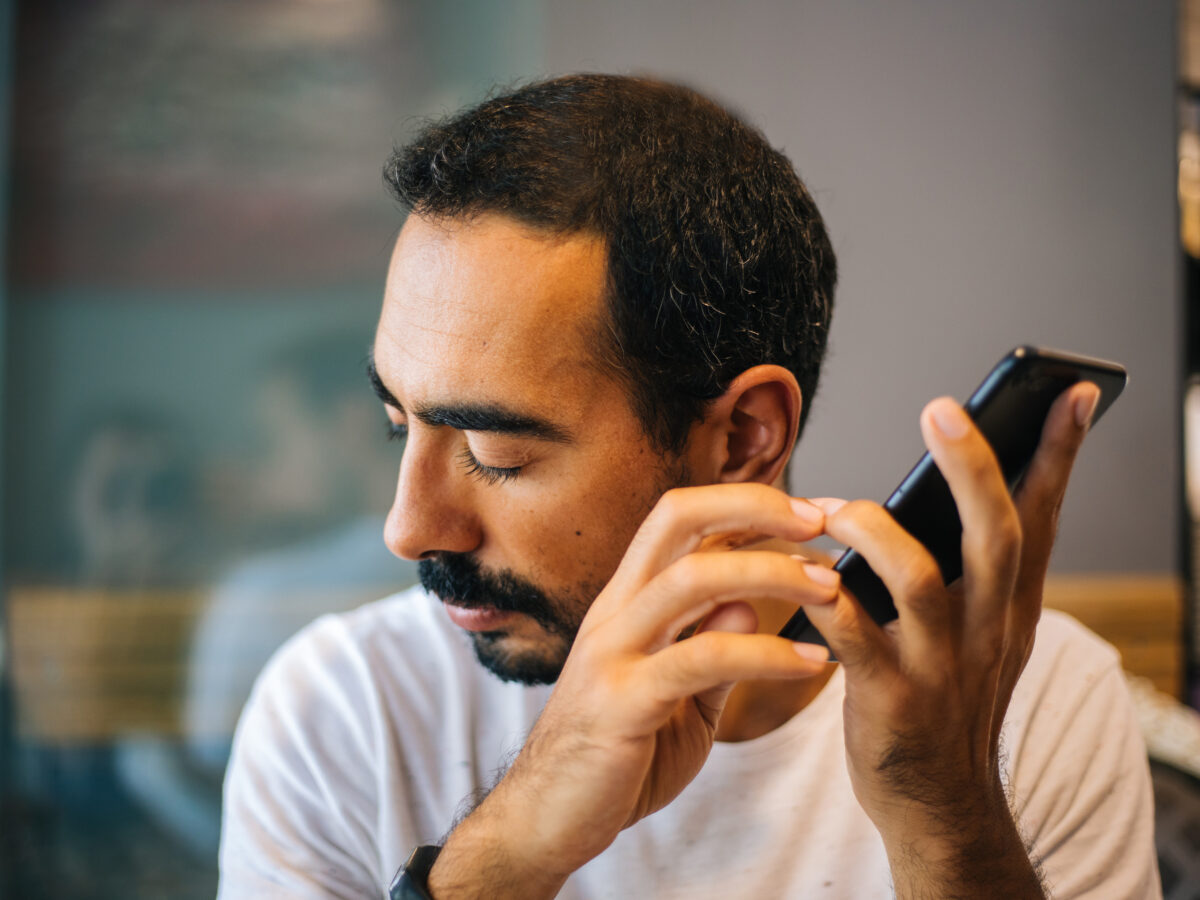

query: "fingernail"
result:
(793, 642), (830, 662)
(788, 497), (823, 525)
(1074, 386), (1100, 428)
(930, 398), (969, 439)
(801, 561), (840, 590)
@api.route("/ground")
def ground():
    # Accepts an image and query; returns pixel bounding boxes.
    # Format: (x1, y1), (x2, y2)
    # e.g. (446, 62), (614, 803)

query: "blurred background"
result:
(0, 0), (1194, 896)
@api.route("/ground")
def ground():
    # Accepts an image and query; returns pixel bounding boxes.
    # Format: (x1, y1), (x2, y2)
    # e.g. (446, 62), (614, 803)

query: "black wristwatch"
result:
(389, 844), (443, 900)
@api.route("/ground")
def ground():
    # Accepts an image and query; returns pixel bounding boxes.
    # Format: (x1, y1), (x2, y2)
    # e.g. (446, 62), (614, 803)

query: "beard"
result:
(419, 553), (587, 685)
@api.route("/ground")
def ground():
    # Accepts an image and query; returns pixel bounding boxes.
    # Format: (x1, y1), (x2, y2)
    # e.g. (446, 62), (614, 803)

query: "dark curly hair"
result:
(384, 74), (837, 454)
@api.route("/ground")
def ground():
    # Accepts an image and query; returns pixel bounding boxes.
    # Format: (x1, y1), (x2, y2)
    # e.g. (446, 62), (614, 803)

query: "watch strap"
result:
(389, 844), (443, 900)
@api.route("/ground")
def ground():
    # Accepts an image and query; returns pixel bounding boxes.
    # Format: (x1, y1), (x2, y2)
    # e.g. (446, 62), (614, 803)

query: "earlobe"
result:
(714, 366), (802, 486)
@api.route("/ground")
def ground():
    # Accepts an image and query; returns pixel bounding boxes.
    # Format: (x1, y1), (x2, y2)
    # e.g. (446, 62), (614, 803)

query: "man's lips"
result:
(443, 603), (519, 632)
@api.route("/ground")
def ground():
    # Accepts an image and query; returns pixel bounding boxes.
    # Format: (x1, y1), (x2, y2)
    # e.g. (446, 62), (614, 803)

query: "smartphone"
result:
(778, 346), (1127, 647)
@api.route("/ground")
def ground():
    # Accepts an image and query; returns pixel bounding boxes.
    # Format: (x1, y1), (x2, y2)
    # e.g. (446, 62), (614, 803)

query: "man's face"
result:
(373, 213), (689, 684)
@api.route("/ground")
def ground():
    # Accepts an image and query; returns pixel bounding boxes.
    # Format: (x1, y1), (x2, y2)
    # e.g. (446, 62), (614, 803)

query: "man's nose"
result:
(384, 433), (482, 561)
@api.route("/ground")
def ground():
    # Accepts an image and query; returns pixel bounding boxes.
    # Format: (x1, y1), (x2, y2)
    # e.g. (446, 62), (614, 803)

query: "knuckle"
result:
(595, 662), (627, 696)
(828, 597), (866, 641)
(898, 555), (945, 614)
(820, 603), (895, 680)
(665, 553), (707, 594)
(832, 630), (877, 675)
(654, 487), (690, 520)
(836, 499), (885, 531)
(902, 549), (942, 592)
(901, 591), (944, 624)
(830, 500), (897, 556)
(842, 498), (882, 519)
(969, 500), (1022, 567)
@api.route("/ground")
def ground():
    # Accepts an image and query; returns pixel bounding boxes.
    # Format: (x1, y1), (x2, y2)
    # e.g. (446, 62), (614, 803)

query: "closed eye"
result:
(457, 446), (522, 485)
(385, 420), (522, 484)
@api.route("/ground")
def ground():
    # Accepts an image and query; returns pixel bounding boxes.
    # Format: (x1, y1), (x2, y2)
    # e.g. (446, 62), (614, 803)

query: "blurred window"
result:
(0, 1), (538, 895)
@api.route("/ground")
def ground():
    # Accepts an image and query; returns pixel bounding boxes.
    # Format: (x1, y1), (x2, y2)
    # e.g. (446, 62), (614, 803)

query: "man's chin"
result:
(468, 630), (568, 686)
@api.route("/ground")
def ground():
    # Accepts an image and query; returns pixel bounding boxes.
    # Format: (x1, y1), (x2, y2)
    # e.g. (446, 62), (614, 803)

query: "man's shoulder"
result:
(221, 587), (492, 894)
(1007, 606), (1127, 738)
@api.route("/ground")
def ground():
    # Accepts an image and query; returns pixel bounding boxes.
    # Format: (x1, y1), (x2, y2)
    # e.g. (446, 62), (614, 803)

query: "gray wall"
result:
(4, 1), (1176, 576)
(545, 0), (1177, 572)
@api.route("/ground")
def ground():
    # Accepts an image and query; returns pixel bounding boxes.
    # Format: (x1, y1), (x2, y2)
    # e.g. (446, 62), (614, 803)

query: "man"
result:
(220, 75), (1158, 898)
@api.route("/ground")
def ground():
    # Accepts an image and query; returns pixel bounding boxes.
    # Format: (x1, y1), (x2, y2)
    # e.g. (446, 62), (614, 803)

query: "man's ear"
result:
(701, 365), (802, 486)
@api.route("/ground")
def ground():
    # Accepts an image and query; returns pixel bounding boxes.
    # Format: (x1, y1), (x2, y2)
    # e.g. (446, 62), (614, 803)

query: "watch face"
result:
(388, 872), (421, 900)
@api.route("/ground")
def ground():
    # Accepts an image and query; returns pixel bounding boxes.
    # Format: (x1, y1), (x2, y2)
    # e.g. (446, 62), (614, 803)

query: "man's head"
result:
(372, 75), (837, 684)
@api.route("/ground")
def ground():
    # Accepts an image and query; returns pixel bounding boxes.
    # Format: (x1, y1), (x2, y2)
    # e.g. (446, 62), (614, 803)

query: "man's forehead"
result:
(375, 213), (613, 403)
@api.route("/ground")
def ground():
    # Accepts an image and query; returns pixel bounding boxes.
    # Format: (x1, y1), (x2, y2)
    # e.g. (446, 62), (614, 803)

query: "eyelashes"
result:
(386, 422), (522, 484)
(457, 447), (522, 485)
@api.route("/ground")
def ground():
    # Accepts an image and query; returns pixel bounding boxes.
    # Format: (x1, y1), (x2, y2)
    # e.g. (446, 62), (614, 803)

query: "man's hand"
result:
(427, 483), (838, 899)
(803, 381), (1101, 899)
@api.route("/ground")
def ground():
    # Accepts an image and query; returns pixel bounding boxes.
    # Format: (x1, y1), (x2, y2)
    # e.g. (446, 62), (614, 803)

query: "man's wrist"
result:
(425, 782), (574, 900)
(879, 791), (1045, 900)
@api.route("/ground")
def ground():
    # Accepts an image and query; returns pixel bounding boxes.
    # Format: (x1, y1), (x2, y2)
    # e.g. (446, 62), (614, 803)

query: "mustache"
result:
(418, 554), (565, 633)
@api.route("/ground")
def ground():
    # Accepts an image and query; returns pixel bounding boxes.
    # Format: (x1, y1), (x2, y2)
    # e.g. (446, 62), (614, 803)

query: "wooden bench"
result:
(6, 585), (390, 742)
(4, 574), (1187, 743)
(1042, 573), (1184, 698)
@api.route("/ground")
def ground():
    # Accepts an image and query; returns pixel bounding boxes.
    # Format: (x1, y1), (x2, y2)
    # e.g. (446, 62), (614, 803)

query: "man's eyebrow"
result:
(366, 358), (573, 443)
(413, 403), (573, 443)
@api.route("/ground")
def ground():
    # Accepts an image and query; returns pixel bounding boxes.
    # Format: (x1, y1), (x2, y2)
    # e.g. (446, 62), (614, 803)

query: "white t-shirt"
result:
(219, 587), (1160, 899)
